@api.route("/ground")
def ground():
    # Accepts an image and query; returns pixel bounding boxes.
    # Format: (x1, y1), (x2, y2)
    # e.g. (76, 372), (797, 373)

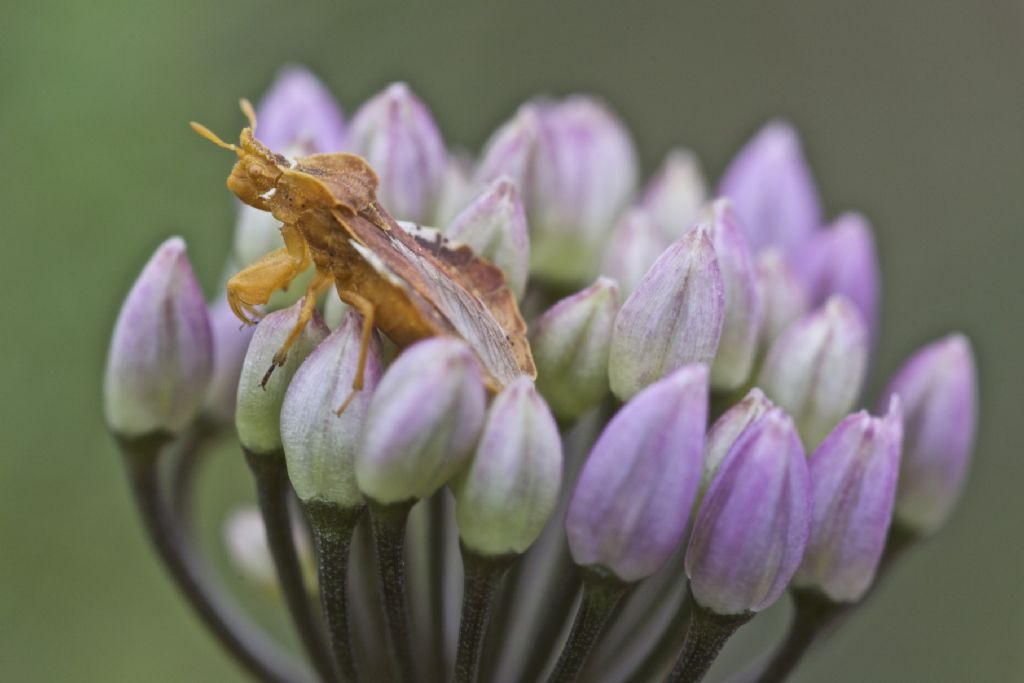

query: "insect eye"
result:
(247, 162), (269, 180)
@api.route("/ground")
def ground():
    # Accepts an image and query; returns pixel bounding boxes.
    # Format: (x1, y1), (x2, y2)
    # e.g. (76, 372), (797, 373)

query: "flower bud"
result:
(281, 312), (383, 508)
(755, 248), (811, 348)
(641, 148), (707, 241)
(104, 238), (213, 437)
(794, 401), (901, 602)
(879, 334), (978, 534)
(235, 300), (329, 454)
(566, 365), (708, 582)
(224, 506), (314, 589)
(758, 297), (868, 448)
(686, 409), (810, 615)
(453, 378), (563, 556)
(698, 388), (775, 501)
(476, 97), (638, 284)
(703, 199), (763, 390)
(203, 295), (256, 424)
(609, 225), (724, 400)
(347, 82), (447, 223)
(795, 212), (881, 341)
(600, 208), (667, 298)
(718, 121), (822, 253)
(356, 338), (486, 504)
(255, 65), (346, 154)
(793, 399), (903, 603)
(530, 277), (620, 420)
(446, 176), (530, 299)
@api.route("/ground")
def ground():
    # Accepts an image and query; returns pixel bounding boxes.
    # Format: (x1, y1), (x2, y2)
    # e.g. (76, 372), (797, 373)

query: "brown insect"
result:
(191, 101), (535, 411)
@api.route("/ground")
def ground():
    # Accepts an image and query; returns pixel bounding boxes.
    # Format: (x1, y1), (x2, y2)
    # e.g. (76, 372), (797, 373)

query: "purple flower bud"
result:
(718, 121), (822, 254)
(203, 295), (256, 424)
(686, 409), (811, 615)
(235, 300), (329, 453)
(104, 238), (213, 437)
(280, 312), (383, 508)
(794, 212), (881, 340)
(879, 334), (978, 534)
(641, 148), (708, 241)
(609, 225), (724, 400)
(755, 248), (811, 349)
(476, 97), (639, 283)
(347, 83), (447, 223)
(530, 277), (620, 420)
(699, 388), (775, 500)
(566, 365), (708, 582)
(758, 297), (868, 449)
(357, 338), (486, 504)
(447, 176), (531, 299)
(453, 378), (563, 556)
(794, 399), (903, 603)
(256, 65), (346, 154)
(703, 199), (763, 391)
(600, 208), (667, 298)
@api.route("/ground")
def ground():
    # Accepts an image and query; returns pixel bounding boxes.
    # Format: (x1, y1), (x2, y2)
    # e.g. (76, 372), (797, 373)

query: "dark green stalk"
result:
(427, 492), (450, 680)
(517, 546), (583, 682)
(546, 568), (630, 683)
(751, 526), (919, 683)
(169, 416), (219, 525)
(624, 581), (693, 683)
(752, 588), (841, 683)
(305, 500), (365, 683)
(117, 433), (312, 683)
(347, 515), (389, 682)
(453, 547), (516, 683)
(368, 499), (417, 683)
(245, 448), (337, 683)
(665, 591), (752, 683)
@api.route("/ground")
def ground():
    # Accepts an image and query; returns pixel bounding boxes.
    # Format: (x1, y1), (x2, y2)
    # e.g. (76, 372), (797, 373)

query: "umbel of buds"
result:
(104, 71), (982, 683)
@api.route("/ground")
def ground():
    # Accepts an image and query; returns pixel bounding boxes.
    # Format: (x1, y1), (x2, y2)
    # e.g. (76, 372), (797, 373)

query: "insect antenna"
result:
(239, 98), (258, 131)
(190, 121), (240, 154)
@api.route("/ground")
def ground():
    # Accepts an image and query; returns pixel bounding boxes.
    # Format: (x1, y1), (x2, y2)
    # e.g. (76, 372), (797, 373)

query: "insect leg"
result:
(227, 224), (310, 326)
(334, 290), (377, 416)
(260, 271), (334, 388)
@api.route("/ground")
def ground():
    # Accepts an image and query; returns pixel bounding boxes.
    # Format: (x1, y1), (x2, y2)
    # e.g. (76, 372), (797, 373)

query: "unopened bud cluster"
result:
(103, 66), (980, 682)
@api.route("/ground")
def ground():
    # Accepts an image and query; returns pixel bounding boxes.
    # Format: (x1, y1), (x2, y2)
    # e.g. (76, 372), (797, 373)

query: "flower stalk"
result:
(118, 433), (312, 683)
(304, 500), (365, 683)
(367, 499), (417, 683)
(546, 568), (631, 683)
(453, 547), (517, 683)
(665, 590), (753, 683)
(245, 448), (338, 683)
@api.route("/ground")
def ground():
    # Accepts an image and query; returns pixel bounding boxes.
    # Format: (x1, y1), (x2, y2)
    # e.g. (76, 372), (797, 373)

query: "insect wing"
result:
(343, 211), (535, 388)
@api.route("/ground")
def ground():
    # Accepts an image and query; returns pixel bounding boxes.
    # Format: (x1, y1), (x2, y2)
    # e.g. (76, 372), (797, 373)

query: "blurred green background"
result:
(2, 1), (1022, 681)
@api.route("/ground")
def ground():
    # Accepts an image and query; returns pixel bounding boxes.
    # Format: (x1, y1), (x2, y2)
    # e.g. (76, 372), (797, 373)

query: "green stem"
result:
(117, 433), (312, 683)
(368, 499), (417, 683)
(748, 526), (920, 683)
(245, 448), (337, 683)
(546, 568), (630, 683)
(305, 500), (364, 683)
(753, 589), (841, 683)
(453, 547), (516, 683)
(665, 590), (752, 683)
(169, 416), (219, 526)
(624, 582), (693, 683)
